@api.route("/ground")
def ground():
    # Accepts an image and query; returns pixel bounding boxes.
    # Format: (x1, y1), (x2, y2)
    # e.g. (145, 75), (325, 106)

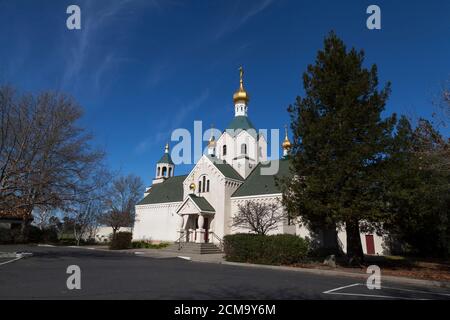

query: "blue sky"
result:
(0, 0), (449, 186)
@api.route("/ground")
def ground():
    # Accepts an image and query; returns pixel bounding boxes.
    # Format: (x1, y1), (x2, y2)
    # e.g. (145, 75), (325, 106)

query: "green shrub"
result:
(110, 232), (133, 250)
(224, 233), (309, 265)
(131, 241), (170, 249)
(24, 226), (59, 244)
(27, 226), (43, 243)
(0, 228), (13, 244)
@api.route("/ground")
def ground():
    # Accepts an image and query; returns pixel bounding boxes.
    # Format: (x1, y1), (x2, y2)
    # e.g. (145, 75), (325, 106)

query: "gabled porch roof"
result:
(176, 194), (215, 215)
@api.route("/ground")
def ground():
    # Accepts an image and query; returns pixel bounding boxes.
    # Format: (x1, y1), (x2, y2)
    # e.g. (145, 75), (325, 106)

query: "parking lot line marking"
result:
(0, 257), (22, 266)
(323, 283), (361, 294)
(177, 256), (192, 261)
(381, 285), (450, 297)
(323, 283), (449, 300)
(325, 291), (428, 300)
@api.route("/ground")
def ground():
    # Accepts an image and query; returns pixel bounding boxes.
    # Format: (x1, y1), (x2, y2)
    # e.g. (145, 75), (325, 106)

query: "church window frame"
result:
(241, 143), (247, 155)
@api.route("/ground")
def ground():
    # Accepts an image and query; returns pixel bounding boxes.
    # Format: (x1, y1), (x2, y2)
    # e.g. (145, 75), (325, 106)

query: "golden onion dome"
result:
(233, 66), (249, 104)
(282, 125), (292, 150)
(189, 182), (196, 190)
(282, 138), (292, 149)
(208, 135), (216, 148)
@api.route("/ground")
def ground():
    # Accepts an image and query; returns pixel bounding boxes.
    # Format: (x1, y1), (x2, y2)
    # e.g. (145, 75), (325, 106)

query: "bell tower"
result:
(153, 143), (175, 185)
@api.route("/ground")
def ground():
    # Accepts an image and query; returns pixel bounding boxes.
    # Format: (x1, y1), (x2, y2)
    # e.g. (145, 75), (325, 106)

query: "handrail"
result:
(209, 232), (224, 251)
(175, 232), (186, 251)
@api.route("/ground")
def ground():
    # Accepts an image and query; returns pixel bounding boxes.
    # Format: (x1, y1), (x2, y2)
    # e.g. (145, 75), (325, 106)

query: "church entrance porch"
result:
(176, 194), (216, 245)
(180, 213), (213, 244)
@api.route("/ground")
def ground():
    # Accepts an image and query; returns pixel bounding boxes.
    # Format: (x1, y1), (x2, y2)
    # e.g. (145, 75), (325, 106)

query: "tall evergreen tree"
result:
(281, 32), (396, 262)
(384, 116), (450, 257)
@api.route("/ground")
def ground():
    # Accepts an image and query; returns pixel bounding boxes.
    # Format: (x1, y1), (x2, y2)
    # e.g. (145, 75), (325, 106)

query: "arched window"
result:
(202, 176), (206, 193)
(198, 180), (202, 193)
(157, 167), (160, 177)
(168, 167), (172, 177)
(223, 145), (227, 156)
(206, 180), (210, 192)
(162, 167), (167, 177)
(241, 143), (247, 155)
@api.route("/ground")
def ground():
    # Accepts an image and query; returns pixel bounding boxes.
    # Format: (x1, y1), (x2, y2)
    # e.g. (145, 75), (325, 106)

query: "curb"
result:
(219, 261), (450, 289)
(0, 252), (17, 258)
(0, 252), (33, 266)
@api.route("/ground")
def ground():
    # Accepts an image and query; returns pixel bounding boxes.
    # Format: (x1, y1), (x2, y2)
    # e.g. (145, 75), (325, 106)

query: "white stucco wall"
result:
(337, 228), (385, 255)
(95, 226), (132, 243)
(133, 202), (181, 242)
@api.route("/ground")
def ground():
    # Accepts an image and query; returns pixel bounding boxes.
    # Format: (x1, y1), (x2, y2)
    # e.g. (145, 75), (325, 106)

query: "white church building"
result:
(133, 68), (385, 255)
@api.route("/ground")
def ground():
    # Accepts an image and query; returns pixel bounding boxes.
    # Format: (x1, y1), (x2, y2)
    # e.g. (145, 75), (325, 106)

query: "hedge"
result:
(131, 241), (170, 249)
(224, 233), (309, 265)
(110, 231), (133, 250)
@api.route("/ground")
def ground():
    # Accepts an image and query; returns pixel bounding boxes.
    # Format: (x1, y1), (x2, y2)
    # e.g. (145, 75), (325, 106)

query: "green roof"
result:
(207, 155), (244, 181)
(225, 116), (257, 138)
(232, 159), (291, 197)
(157, 153), (174, 165)
(188, 194), (215, 212)
(137, 175), (187, 205)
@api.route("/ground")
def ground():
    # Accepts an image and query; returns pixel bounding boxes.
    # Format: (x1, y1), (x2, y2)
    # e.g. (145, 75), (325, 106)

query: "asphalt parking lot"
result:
(0, 245), (449, 300)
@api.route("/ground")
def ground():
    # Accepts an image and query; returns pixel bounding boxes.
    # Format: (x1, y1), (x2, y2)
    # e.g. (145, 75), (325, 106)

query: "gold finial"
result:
(208, 124), (216, 147)
(189, 169), (196, 190)
(233, 66), (249, 104)
(239, 66), (244, 90)
(282, 125), (292, 150)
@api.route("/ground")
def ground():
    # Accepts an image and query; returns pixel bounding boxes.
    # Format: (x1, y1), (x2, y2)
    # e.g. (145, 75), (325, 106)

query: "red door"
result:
(365, 235), (375, 255)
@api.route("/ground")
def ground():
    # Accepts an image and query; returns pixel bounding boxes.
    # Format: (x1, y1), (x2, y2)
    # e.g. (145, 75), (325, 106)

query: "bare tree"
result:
(67, 200), (102, 246)
(33, 208), (55, 230)
(98, 174), (144, 238)
(0, 86), (105, 231)
(232, 200), (286, 235)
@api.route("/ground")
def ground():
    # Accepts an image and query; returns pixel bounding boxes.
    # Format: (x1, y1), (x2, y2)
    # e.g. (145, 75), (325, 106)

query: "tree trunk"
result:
(112, 228), (118, 240)
(322, 225), (342, 256)
(20, 217), (31, 243)
(346, 219), (364, 264)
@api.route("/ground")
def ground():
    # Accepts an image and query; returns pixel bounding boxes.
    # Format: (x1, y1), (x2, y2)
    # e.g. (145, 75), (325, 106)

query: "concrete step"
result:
(164, 243), (222, 254)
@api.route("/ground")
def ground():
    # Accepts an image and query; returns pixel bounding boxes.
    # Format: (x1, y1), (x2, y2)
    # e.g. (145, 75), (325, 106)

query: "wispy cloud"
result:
(135, 89), (210, 154)
(214, 0), (273, 39)
(61, 0), (163, 89)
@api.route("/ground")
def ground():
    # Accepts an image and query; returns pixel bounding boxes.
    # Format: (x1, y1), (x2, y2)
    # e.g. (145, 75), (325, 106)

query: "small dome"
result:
(208, 135), (216, 148)
(282, 125), (292, 150)
(233, 66), (249, 104)
(282, 138), (292, 149)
